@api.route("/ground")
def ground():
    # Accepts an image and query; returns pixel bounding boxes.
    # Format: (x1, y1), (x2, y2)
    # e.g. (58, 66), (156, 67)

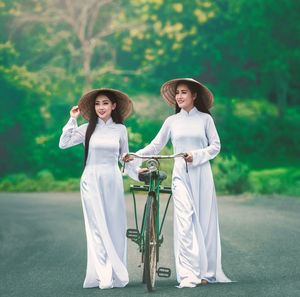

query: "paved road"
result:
(0, 192), (299, 297)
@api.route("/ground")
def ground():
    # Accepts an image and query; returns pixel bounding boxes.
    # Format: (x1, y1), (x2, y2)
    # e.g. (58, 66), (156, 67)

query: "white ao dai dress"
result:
(59, 117), (137, 289)
(136, 107), (231, 288)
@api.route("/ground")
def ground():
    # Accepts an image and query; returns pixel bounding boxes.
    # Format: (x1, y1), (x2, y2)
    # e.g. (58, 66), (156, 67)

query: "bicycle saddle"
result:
(138, 171), (167, 184)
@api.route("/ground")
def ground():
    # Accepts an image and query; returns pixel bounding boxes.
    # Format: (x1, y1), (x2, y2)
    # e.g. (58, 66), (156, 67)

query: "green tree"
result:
(0, 41), (47, 175)
(6, 0), (145, 93)
(120, 0), (300, 117)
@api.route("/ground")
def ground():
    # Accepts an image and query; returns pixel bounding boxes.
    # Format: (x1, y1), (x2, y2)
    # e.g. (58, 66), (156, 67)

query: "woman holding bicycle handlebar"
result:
(59, 88), (138, 289)
(130, 78), (231, 288)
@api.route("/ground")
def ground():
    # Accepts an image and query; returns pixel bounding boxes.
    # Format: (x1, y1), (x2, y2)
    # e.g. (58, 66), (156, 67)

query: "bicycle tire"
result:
(144, 192), (157, 291)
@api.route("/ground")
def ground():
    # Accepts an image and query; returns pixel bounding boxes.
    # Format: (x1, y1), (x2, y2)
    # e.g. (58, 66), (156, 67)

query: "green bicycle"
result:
(125, 153), (187, 292)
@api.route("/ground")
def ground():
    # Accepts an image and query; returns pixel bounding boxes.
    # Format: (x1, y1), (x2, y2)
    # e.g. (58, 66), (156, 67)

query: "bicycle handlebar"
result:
(123, 152), (189, 173)
(126, 152), (188, 160)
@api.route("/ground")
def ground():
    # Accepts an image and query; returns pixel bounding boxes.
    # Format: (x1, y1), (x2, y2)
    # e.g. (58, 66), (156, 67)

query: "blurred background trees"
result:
(0, 0), (299, 194)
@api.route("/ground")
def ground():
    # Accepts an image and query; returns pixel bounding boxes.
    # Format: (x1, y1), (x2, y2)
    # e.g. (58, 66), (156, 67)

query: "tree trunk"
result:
(275, 71), (288, 118)
(82, 40), (92, 91)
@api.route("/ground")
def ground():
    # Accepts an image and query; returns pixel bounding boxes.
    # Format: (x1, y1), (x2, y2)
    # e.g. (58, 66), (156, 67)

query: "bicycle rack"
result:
(157, 267), (171, 278)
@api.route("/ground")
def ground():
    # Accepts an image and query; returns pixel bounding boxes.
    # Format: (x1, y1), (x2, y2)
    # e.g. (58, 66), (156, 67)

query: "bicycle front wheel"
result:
(144, 192), (157, 291)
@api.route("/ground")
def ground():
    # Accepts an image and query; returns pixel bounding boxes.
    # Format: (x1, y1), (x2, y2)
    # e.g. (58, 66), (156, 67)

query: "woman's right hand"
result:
(70, 105), (80, 118)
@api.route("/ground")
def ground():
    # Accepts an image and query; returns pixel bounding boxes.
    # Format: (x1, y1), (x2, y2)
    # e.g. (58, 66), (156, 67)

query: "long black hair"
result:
(174, 80), (211, 115)
(83, 91), (123, 167)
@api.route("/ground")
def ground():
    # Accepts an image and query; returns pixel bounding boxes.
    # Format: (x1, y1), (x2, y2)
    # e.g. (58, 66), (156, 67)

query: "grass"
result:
(0, 165), (299, 197)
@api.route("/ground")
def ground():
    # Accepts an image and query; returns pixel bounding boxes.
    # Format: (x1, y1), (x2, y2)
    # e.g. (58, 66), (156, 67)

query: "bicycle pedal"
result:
(157, 267), (171, 278)
(126, 228), (140, 241)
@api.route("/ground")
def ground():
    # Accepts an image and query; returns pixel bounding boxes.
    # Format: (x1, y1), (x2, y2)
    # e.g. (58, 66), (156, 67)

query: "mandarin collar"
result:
(97, 117), (114, 126)
(179, 107), (198, 116)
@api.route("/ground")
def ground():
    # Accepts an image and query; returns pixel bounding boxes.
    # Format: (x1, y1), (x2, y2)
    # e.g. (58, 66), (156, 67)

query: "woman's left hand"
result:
(122, 153), (134, 162)
(184, 152), (193, 162)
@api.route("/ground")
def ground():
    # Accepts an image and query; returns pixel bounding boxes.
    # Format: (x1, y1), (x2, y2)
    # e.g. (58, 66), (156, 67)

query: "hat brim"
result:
(160, 78), (214, 109)
(78, 88), (133, 121)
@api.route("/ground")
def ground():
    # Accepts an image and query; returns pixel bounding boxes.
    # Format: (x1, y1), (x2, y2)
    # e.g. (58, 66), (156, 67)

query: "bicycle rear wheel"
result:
(144, 192), (157, 291)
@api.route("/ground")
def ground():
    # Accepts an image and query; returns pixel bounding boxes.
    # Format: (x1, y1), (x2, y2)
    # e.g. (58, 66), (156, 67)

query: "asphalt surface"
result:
(0, 192), (299, 297)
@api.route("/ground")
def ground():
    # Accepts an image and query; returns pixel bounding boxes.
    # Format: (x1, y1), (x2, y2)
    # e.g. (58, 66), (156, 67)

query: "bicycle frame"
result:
(129, 165), (172, 254)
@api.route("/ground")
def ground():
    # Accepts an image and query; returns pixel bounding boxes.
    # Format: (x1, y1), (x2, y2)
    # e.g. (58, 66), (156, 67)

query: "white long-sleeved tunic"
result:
(59, 117), (137, 289)
(136, 107), (231, 287)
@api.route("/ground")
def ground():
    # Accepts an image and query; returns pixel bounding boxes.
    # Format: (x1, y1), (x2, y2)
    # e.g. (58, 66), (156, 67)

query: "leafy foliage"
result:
(249, 167), (300, 196)
(212, 155), (249, 194)
(0, 170), (79, 192)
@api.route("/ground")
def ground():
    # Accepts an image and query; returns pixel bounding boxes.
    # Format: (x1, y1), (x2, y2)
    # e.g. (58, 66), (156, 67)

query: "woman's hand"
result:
(70, 105), (80, 119)
(122, 153), (134, 163)
(184, 152), (193, 162)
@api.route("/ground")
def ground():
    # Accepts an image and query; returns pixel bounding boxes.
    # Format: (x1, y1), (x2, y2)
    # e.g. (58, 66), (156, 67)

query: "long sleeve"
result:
(191, 115), (221, 166)
(59, 117), (88, 149)
(119, 125), (140, 181)
(136, 117), (171, 156)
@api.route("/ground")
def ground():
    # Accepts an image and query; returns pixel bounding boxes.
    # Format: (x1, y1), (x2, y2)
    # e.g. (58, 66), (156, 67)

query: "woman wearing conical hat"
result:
(59, 88), (138, 289)
(125, 78), (231, 288)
